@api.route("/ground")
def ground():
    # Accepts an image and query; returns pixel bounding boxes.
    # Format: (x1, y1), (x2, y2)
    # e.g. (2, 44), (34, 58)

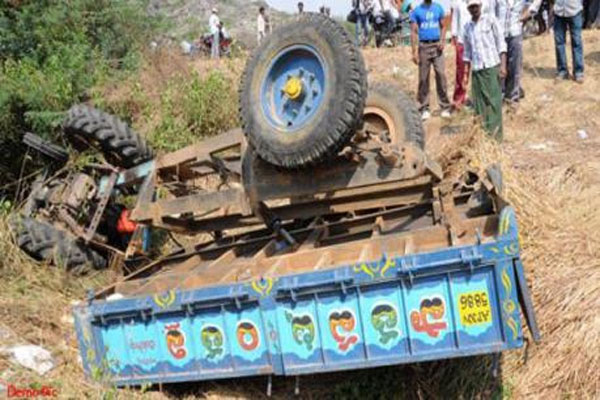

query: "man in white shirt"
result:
(209, 8), (221, 59)
(257, 6), (271, 45)
(463, 0), (507, 140)
(497, 0), (528, 103)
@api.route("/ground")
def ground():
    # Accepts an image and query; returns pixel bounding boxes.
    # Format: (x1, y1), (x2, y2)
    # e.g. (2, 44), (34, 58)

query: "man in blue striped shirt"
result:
(463, 0), (507, 141)
(498, 0), (528, 104)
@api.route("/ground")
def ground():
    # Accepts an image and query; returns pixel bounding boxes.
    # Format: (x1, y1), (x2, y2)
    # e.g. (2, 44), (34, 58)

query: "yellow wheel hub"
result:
(283, 77), (303, 100)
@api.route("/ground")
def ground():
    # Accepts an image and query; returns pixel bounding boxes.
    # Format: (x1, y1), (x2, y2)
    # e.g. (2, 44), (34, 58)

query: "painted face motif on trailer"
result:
(201, 326), (224, 359)
(421, 297), (445, 320)
(328, 310), (359, 352)
(371, 304), (399, 344)
(410, 296), (448, 338)
(291, 315), (316, 351)
(330, 311), (356, 332)
(165, 323), (187, 360)
(236, 321), (260, 351)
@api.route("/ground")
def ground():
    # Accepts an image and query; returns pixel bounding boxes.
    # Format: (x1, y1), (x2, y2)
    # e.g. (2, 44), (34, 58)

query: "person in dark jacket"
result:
(353, 0), (373, 45)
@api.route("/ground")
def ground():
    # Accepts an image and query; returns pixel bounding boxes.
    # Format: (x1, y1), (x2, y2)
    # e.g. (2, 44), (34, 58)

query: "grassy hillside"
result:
(148, 0), (292, 48)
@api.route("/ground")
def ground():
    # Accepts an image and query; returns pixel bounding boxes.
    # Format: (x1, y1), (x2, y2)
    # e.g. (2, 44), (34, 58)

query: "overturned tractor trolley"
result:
(69, 14), (539, 388)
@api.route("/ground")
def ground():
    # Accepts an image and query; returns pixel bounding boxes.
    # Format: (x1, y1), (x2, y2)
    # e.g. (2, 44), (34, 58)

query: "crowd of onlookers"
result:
(352, 0), (593, 141)
(210, 0), (596, 141)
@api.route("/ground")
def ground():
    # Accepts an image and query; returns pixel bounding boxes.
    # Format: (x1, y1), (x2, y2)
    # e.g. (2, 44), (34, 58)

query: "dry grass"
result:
(403, 30), (600, 398)
(1, 32), (599, 399)
(443, 131), (600, 399)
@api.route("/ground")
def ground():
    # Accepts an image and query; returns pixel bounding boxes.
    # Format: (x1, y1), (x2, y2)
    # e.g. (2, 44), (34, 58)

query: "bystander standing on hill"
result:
(463, 0), (507, 141)
(410, 0), (452, 120)
(209, 7), (221, 59)
(352, 0), (373, 46)
(498, 0), (528, 105)
(257, 6), (272, 44)
(524, 0), (585, 82)
(451, 0), (470, 108)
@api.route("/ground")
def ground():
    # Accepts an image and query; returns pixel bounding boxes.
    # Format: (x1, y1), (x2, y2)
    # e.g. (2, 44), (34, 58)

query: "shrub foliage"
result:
(0, 0), (157, 196)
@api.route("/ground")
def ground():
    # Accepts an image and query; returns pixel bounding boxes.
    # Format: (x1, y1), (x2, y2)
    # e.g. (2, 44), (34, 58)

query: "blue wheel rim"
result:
(260, 45), (327, 132)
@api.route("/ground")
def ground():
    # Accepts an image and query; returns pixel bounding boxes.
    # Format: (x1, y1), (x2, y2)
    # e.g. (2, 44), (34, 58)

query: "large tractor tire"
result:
(363, 82), (425, 149)
(240, 13), (367, 168)
(63, 104), (153, 168)
(9, 216), (107, 275)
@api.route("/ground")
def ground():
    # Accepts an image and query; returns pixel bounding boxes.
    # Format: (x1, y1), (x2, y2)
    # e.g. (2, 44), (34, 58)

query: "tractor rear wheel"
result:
(9, 216), (107, 275)
(63, 104), (153, 168)
(240, 13), (367, 168)
(362, 82), (425, 149)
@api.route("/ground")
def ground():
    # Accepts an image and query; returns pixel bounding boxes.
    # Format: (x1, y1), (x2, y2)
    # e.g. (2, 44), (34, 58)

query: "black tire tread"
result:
(63, 104), (153, 168)
(240, 13), (367, 168)
(9, 215), (107, 274)
(368, 82), (425, 149)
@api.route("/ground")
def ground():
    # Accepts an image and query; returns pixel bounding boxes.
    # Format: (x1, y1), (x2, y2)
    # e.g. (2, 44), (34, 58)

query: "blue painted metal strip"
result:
(513, 259), (541, 342)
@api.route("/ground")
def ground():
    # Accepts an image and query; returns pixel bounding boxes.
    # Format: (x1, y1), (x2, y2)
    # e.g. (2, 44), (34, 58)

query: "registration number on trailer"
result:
(458, 291), (492, 326)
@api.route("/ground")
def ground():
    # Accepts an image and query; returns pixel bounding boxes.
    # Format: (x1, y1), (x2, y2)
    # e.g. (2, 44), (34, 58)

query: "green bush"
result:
(0, 0), (158, 138)
(0, 0), (160, 197)
(95, 68), (240, 153)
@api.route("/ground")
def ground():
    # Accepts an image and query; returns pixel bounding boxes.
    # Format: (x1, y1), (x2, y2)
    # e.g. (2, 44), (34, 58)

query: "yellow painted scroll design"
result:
(501, 267), (519, 341)
(504, 242), (519, 256)
(353, 262), (376, 279)
(490, 242), (519, 256)
(154, 290), (176, 309)
(380, 257), (396, 277)
(251, 277), (276, 297)
(353, 256), (396, 279)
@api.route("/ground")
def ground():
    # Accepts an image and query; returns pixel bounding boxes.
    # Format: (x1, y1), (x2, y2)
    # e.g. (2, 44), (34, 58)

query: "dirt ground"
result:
(1, 32), (599, 399)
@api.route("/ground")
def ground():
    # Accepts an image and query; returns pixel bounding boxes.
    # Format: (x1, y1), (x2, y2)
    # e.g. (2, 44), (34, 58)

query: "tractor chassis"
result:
(92, 129), (503, 300)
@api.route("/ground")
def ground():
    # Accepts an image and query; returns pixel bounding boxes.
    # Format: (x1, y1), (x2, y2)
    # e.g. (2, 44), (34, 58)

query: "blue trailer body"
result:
(73, 207), (539, 386)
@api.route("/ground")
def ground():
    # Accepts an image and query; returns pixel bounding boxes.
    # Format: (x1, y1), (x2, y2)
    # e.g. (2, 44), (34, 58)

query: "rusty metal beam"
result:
(243, 147), (439, 202)
(135, 180), (434, 233)
(113, 215), (498, 296)
(133, 187), (250, 223)
(157, 128), (243, 170)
